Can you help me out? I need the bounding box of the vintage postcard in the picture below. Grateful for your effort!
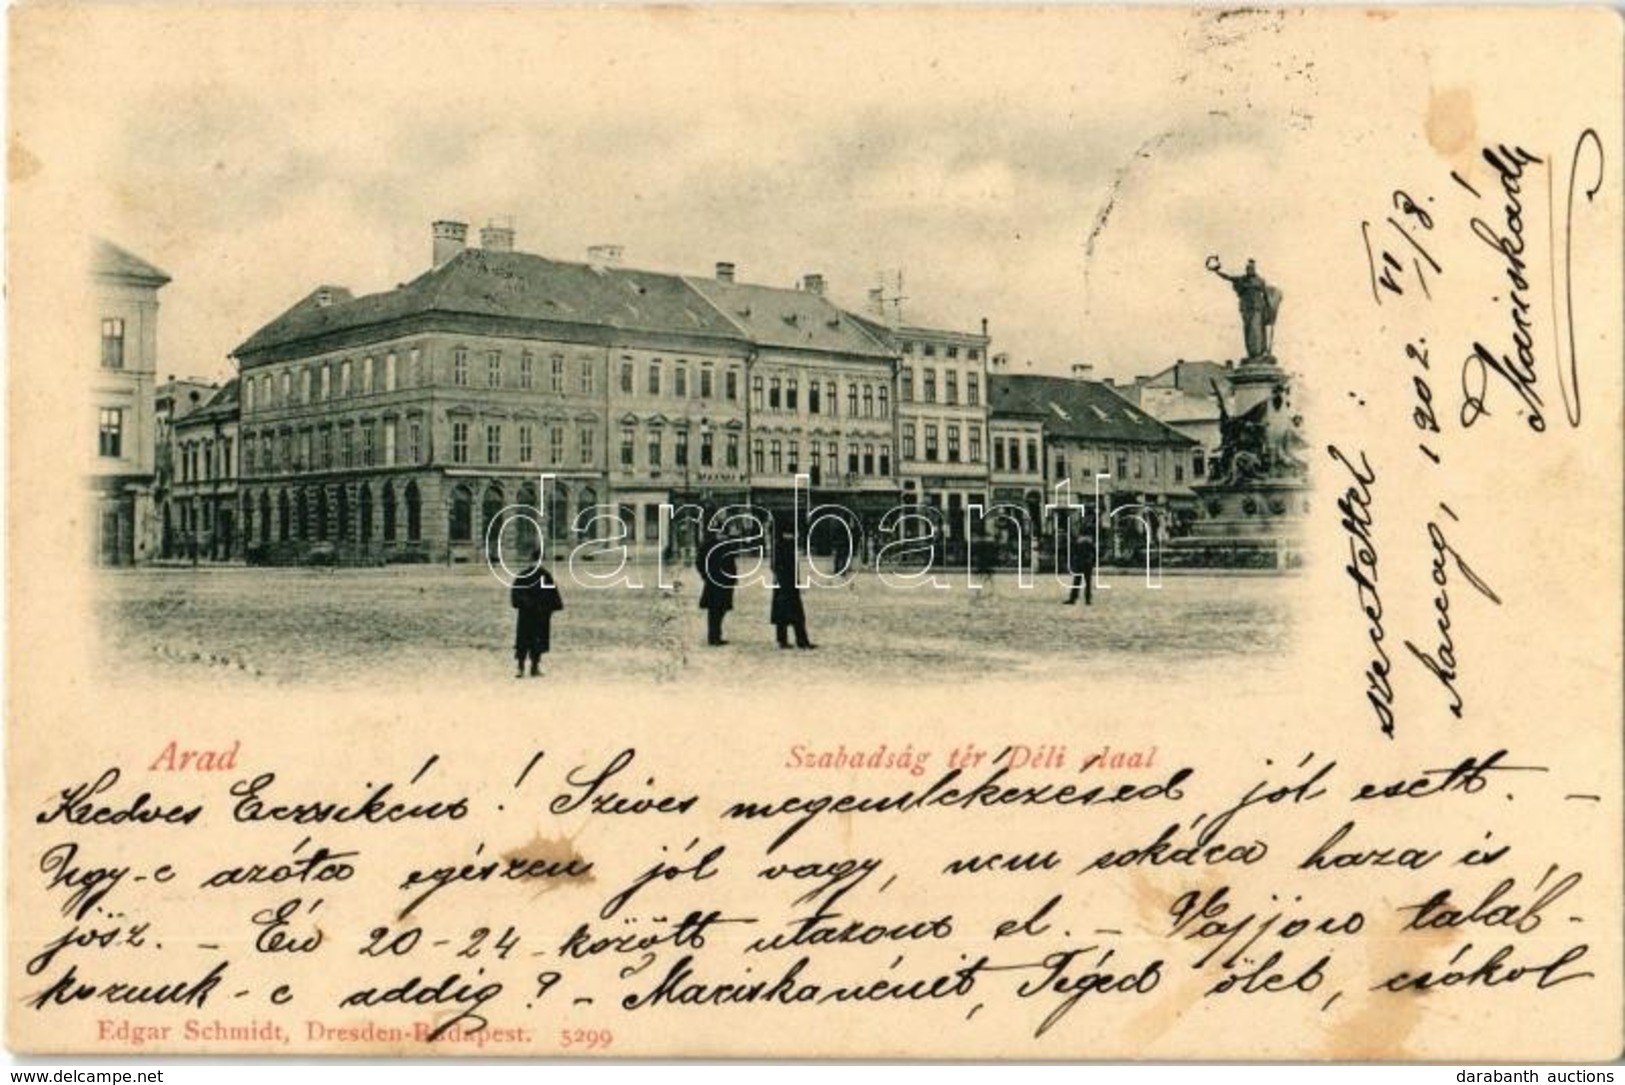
[6,4,1622,1062]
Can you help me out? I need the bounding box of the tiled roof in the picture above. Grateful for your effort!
[177,378,240,426]
[1145,359,1234,394]
[988,373,1197,446]
[683,278,894,359]
[93,239,170,286]
[235,249,748,357]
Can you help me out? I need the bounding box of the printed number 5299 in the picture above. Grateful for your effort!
[560,1028,614,1050]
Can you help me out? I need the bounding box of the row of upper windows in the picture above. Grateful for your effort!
[246,346,604,412]
[751,377,890,419]
[615,427,743,472]
[617,357,742,400]
[900,340,982,361]
[244,419,426,475]
[900,368,980,407]
[901,422,985,465]
[173,436,236,483]
[750,439,892,479]
[1052,447,1206,484]
[451,422,599,469]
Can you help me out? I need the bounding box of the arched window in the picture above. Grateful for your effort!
[259,491,271,543]
[315,487,330,542]
[405,481,422,542]
[449,483,474,543]
[335,486,350,542]
[381,482,397,543]
[294,489,308,540]
[481,483,506,556]
[358,483,373,544]
[278,490,291,542]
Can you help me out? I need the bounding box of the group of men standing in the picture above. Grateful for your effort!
[509,521,1101,675]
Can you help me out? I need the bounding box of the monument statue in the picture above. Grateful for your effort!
[1205,255,1283,359]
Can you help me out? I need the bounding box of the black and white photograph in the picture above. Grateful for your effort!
[7,3,1622,1069]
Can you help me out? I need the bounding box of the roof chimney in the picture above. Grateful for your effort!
[432,220,468,267]
[1071,363,1093,379]
[980,317,989,340]
[480,219,515,252]
[800,273,826,296]
[588,244,624,266]
[991,352,1010,371]
[715,261,735,283]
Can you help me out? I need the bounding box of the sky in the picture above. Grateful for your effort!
[46,6,1332,385]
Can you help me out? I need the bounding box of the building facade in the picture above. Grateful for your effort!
[988,370,1200,558]
[91,240,169,565]
[168,379,241,560]
[1112,358,1235,482]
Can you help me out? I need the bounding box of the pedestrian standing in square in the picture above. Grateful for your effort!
[697,529,736,647]
[511,550,563,676]
[770,528,816,650]
[1065,523,1097,606]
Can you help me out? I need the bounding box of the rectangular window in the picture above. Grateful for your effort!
[826,442,839,479]
[362,356,375,394]
[675,364,688,398]
[809,383,821,414]
[486,424,502,464]
[360,427,374,467]
[453,349,469,387]
[1151,454,1161,480]
[847,383,858,416]
[647,359,662,396]
[452,421,469,464]
[579,359,594,395]
[579,428,594,466]
[1117,452,1129,479]
[1174,460,1184,483]
[648,430,662,468]
[100,318,125,369]
[700,365,715,399]
[383,421,396,465]
[1134,451,1144,479]
[486,351,502,388]
[621,428,636,468]
[769,378,781,410]
[769,440,783,474]
[726,370,739,401]
[945,371,959,406]
[97,408,123,457]
[878,444,891,476]
[925,424,940,462]
[319,364,331,401]
[675,429,689,467]
[519,424,534,463]
[924,344,937,357]
[902,424,916,460]
[521,352,536,391]
[340,427,353,468]
[847,445,859,475]
[967,373,980,406]
[901,368,913,402]
[320,428,333,469]
[787,378,798,412]
[550,426,565,465]
[409,348,422,386]
[947,424,961,463]
[947,346,959,359]
[548,354,564,393]
[752,439,765,473]
[787,439,800,473]
[700,430,715,467]
[1194,450,1206,478]
[969,348,981,361]
[969,425,982,463]
[826,381,838,417]
[863,386,874,418]
[752,376,765,409]
[385,352,398,392]
[408,420,422,464]
[340,359,353,396]
[878,386,890,419]
[994,439,1006,471]
[726,432,740,469]
[862,444,875,475]
[923,369,937,404]
[620,359,634,394]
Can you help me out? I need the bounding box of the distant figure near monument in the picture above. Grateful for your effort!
[1205,255,1283,359]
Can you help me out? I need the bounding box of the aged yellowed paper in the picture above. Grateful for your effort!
[7,4,1623,1061]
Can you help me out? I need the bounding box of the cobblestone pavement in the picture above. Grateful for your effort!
[96,563,1295,690]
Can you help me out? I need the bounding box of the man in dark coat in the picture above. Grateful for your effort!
[770,530,815,650]
[697,530,736,647]
[511,554,564,676]
[1064,524,1098,606]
